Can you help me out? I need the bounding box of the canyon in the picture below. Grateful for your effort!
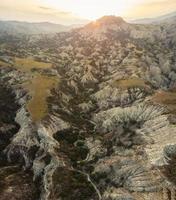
[0,15,176,200]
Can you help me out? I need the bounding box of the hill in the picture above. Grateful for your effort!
[132,11,176,24]
[0,20,78,35]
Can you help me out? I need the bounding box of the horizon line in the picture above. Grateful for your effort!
[0,10,175,26]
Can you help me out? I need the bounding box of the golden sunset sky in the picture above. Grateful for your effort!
[0,0,176,24]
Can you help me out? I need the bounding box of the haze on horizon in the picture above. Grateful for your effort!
[0,0,176,25]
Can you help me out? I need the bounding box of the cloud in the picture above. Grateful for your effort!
[141,0,176,8]
[0,0,175,24]
[38,6,70,14]
[0,2,89,25]
[125,0,176,18]
[35,6,89,24]
[38,6,73,17]
[38,6,53,11]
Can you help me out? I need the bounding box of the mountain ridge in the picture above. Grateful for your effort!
[132,11,176,24]
[0,11,176,35]
[0,20,83,35]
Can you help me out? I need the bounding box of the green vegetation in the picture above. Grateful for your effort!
[50,167,96,200]
[0,166,39,200]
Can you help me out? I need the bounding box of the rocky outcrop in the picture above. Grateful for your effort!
[0,82,39,200]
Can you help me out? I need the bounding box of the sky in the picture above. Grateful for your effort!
[0,0,176,25]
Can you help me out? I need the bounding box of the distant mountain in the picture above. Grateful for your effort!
[94,15,126,25]
[0,21,83,35]
[132,11,176,24]
[78,16,129,36]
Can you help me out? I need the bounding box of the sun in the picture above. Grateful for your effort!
[39,0,136,20]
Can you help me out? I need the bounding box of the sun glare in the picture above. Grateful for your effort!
[39,0,139,20]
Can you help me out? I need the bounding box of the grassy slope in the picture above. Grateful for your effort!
[25,75,59,122]
[152,91,176,114]
[113,78,149,89]
[3,57,59,122]
[14,57,52,72]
